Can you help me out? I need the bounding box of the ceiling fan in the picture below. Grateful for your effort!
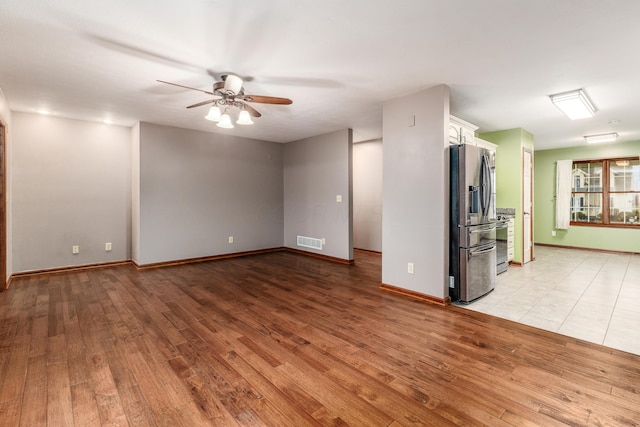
[157,74,292,128]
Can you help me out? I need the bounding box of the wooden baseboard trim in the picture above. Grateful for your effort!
[380,283,451,306]
[6,246,357,283]
[284,248,354,265]
[534,242,640,255]
[10,260,133,280]
[509,261,523,267]
[3,275,12,291]
[354,248,382,255]
[134,248,285,270]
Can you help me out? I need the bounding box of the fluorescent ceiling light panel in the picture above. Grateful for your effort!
[584,132,618,144]
[550,89,596,120]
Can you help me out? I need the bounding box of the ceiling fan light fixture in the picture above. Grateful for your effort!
[216,113,234,129]
[236,110,254,125]
[550,89,597,120]
[584,132,618,144]
[205,105,221,122]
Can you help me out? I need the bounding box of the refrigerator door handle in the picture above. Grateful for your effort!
[469,245,496,256]
[486,156,493,216]
[480,154,490,216]
[468,225,496,233]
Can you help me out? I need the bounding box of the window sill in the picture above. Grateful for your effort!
[570,222,640,229]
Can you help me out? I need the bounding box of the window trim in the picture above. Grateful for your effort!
[570,156,640,228]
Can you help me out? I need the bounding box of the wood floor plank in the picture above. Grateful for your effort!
[0,399,22,427]
[115,384,159,427]
[19,354,47,427]
[71,380,103,427]
[124,350,192,426]
[513,365,640,419]
[28,315,48,358]
[0,335,30,405]
[86,351,129,426]
[47,350,74,427]
[2,250,640,426]
[222,349,322,427]
[213,331,327,420]
[302,343,480,425]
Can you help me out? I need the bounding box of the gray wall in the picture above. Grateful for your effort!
[353,139,382,252]
[12,112,131,272]
[135,122,284,265]
[382,85,450,300]
[284,129,353,261]
[9,114,353,271]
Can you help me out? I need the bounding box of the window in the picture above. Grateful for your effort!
[571,158,640,227]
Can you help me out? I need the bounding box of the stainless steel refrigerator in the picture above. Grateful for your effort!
[449,144,496,303]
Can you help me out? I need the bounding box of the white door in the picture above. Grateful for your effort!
[523,149,532,264]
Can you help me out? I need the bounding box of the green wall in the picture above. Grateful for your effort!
[534,141,640,252]
[480,128,534,264]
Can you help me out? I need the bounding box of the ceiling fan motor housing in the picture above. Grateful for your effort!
[223,74,244,95]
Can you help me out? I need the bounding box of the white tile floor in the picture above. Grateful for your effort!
[461,245,640,356]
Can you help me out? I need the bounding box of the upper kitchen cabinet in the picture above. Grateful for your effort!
[449,116,497,153]
[475,137,498,153]
[449,115,478,145]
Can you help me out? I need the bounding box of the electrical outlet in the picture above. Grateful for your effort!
[228,236,234,244]
[72,245,79,254]
[408,262,414,274]
[105,242,112,251]
[551,230,557,237]
[336,194,342,203]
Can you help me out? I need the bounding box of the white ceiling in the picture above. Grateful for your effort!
[2,0,640,150]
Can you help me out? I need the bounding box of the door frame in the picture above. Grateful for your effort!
[522,147,533,263]
[0,122,6,290]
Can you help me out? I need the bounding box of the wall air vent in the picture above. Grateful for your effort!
[297,235,323,250]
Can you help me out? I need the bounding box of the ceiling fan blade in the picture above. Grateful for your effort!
[186,99,218,109]
[157,80,215,95]
[242,95,293,105]
[240,102,262,118]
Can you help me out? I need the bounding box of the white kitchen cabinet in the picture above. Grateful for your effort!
[449,115,478,145]
[474,137,497,154]
[507,218,515,262]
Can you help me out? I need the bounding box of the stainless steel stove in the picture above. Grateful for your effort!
[495,216,510,274]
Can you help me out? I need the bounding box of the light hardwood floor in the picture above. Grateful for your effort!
[1,250,639,426]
